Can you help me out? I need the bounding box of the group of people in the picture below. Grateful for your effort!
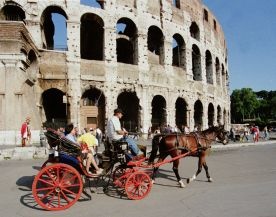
[229,125,270,143]
[53,108,141,176]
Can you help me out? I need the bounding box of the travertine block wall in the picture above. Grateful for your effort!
[0,0,230,144]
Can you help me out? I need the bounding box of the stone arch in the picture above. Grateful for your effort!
[42,88,68,127]
[81,13,104,60]
[175,97,188,129]
[172,33,186,70]
[192,44,202,81]
[151,95,167,130]
[194,100,203,130]
[41,6,68,50]
[215,57,220,85]
[190,22,200,41]
[205,50,213,84]
[217,105,222,125]
[81,87,106,131]
[117,91,140,131]
[116,17,138,64]
[208,103,215,127]
[0,2,25,21]
[148,25,164,65]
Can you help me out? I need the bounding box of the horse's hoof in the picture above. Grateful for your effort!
[208,178,213,182]
[186,179,190,184]
[178,180,186,188]
[151,179,155,185]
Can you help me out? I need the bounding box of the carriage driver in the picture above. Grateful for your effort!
[106,108,140,156]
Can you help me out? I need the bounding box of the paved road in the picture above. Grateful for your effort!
[0,143,276,217]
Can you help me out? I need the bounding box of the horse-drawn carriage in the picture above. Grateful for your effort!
[32,126,228,211]
[32,129,152,211]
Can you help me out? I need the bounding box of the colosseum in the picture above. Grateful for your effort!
[0,0,230,145]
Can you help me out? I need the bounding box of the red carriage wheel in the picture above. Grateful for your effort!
[32,163,83,211]
[125,171,152,200]
[112,165,133,188]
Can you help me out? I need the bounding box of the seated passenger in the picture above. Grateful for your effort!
[77,127,98,155]
[106,108,140,157]
[65,123,103,175]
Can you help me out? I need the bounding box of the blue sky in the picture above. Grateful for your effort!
[203,0,276,91]
[53,0,276,92]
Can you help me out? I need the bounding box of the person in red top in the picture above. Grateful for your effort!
[21,117,31,147]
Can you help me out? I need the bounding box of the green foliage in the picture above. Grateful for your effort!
[231,89,276,124]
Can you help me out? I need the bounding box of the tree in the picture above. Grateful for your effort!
[231,88,259,123]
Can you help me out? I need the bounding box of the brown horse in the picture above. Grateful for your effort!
[148,125,228,188]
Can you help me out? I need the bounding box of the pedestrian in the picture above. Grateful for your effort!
[20,117,31,147]
[147,126,152,139]
[95,126,103,146]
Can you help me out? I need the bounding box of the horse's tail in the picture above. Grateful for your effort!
[148,134,162,163]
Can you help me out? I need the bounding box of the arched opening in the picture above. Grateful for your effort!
[0,3,25,21]
[223,109,227,126]
[81,13,104,60]
[116,17,138,64]
[81,87,106,131]
[190,22,200,41]
[151,95,167,130]
[221,64,225,87]
[172,0,181,9]
[194,100,203,130]
[192,44,202,81]
[41,6,68,50]
[215,57,220,85]
[205,50,213,84]
[208,103,214,127]
[42,88,68,127]
[217,105,222,125]
[172,33,186,70]
[175,97,188,129]
[148,25,164,65]
[80,0,103,9]
[117,91,140,132]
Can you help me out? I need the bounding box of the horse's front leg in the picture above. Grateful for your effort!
[203,161,213,182]
[172,159,185,188]
[187,155,203,184]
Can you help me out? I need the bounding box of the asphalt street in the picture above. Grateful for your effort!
[0,142,276,217]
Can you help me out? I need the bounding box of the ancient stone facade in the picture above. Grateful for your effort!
[0,0,230,145]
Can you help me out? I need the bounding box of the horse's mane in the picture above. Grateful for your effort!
[201,125,223,134]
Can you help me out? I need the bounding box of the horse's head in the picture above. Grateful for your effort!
[215,125,228,145]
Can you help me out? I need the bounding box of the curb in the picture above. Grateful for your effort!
[0,146,48,161]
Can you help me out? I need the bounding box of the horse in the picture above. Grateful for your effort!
[148,125,228,188]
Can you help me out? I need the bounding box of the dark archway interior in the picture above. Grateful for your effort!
[151,95,167,129]
[172,33,185,68]
[175,97,187,128]
[190,22,200,40]
[117,91,140,132]
[116,38,133,64]
[1,4,25,21]
[81,13,104,60]
[194,100,203,129]
[208,103,214,127]
[192,44,202,81]
[217,106,222,125]
[148,26,163,55]
[42,88,67,127]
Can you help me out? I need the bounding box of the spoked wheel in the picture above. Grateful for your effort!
[112,165,133,188]
[125,171,152,200]
[32,163,83,211]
